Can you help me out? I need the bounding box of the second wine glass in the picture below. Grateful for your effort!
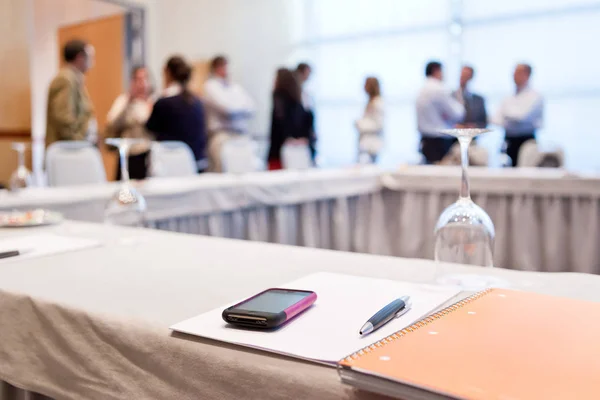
[104,138,147,226]
[9,142,33,191]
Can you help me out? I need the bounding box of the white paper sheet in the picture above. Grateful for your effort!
[171,272,461,364]
[0,235,100,264]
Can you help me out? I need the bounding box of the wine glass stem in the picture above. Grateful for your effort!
[17,149,25,169]
[119,145,130,182]
[458,136,472,200]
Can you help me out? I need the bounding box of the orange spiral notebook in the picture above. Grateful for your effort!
[338,289,600,400]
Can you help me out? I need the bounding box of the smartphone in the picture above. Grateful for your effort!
[222,288,317,329]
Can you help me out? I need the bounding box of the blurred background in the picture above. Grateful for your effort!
[2,0,599,181]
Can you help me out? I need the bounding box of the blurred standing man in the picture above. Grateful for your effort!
[46,39,96,147]
[203,55,255,172]
[493,63,543,166]
[453,65,487,129]
[295,63,316,161]
[416,61,465,164]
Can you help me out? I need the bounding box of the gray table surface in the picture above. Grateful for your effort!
[0,222,599,400]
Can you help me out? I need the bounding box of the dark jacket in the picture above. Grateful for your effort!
[267,91,312,162]
[146,94,207,161]
[452,90,488,128]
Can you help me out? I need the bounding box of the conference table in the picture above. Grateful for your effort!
[1,165,599,273]
[1,221,600,400]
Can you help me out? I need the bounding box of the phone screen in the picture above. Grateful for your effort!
[236,289,311,313]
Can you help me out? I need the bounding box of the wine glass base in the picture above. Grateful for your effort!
[436,274,511,291]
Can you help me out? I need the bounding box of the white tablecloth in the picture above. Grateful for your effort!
[1,222,600,400]
[1,166,599,273]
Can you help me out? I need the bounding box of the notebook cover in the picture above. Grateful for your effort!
[339,289,600,400]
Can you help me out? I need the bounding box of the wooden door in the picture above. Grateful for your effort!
[58,14,125,180]
[190,60,211,97]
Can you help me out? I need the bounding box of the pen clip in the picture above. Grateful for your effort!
[395,306,411,318]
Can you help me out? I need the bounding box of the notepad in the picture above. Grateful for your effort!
[0,234,100,264]
[339,289,600,400]
[170,272,461,365]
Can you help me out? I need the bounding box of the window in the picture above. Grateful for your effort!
[290,1,450,167]
[292,0,600,170]
[463,4,600,170]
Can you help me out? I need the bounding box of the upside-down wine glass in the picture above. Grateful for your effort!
[9,142,33,191]
[104,138,147,226]
[434,128,508,290]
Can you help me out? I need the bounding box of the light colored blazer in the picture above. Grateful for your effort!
[45,67,94,147]
[356,96,385,155]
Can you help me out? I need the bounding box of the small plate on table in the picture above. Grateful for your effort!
[0,209,64,228]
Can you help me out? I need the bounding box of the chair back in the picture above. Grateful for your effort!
[150,141,198,177]
[468,145,489,166]
[517,139,540,167]
[221,138,261,173]
[517,139,565,168]
[281,143,313,170]
[439,143,489,166]
[45,141,106,187]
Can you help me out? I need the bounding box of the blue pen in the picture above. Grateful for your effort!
[359,296,412,336]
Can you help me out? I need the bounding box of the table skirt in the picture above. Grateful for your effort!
[2,167,599,273]
[145,190,600,274]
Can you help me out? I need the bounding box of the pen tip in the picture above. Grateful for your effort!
[359,322,374,336]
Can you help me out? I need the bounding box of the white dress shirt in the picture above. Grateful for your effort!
[356,96,384,155]
[203,76,256,134]
[493,86,543,136]
[416,77,465,137]
[161,83,182,98]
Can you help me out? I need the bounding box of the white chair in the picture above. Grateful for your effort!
[440,143,489,166]
[150,141,198,177]
[517,139,565,168]
[468,145,489,167]
[516,139,540,167]
[281,142,313,170]
[221,138,262,173]
[45,141,106,187]
[537,150,565,168]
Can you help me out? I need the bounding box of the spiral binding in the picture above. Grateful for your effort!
[342,289,494,364]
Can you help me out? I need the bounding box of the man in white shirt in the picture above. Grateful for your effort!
[493,63,543,166]
[416,61,465,164]
[203,55,256,172]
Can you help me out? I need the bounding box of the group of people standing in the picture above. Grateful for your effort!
[45,39,321,179]
[45,39,543,179]
[416,60,543,166]
[46,39,258,179]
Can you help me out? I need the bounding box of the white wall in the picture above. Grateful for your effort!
[154,0,295,136]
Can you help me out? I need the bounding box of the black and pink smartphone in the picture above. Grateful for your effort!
[222,288,317,329]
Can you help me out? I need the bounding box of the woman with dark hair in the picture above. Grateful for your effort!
[267,68,312,170]
[146,56,207,172]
